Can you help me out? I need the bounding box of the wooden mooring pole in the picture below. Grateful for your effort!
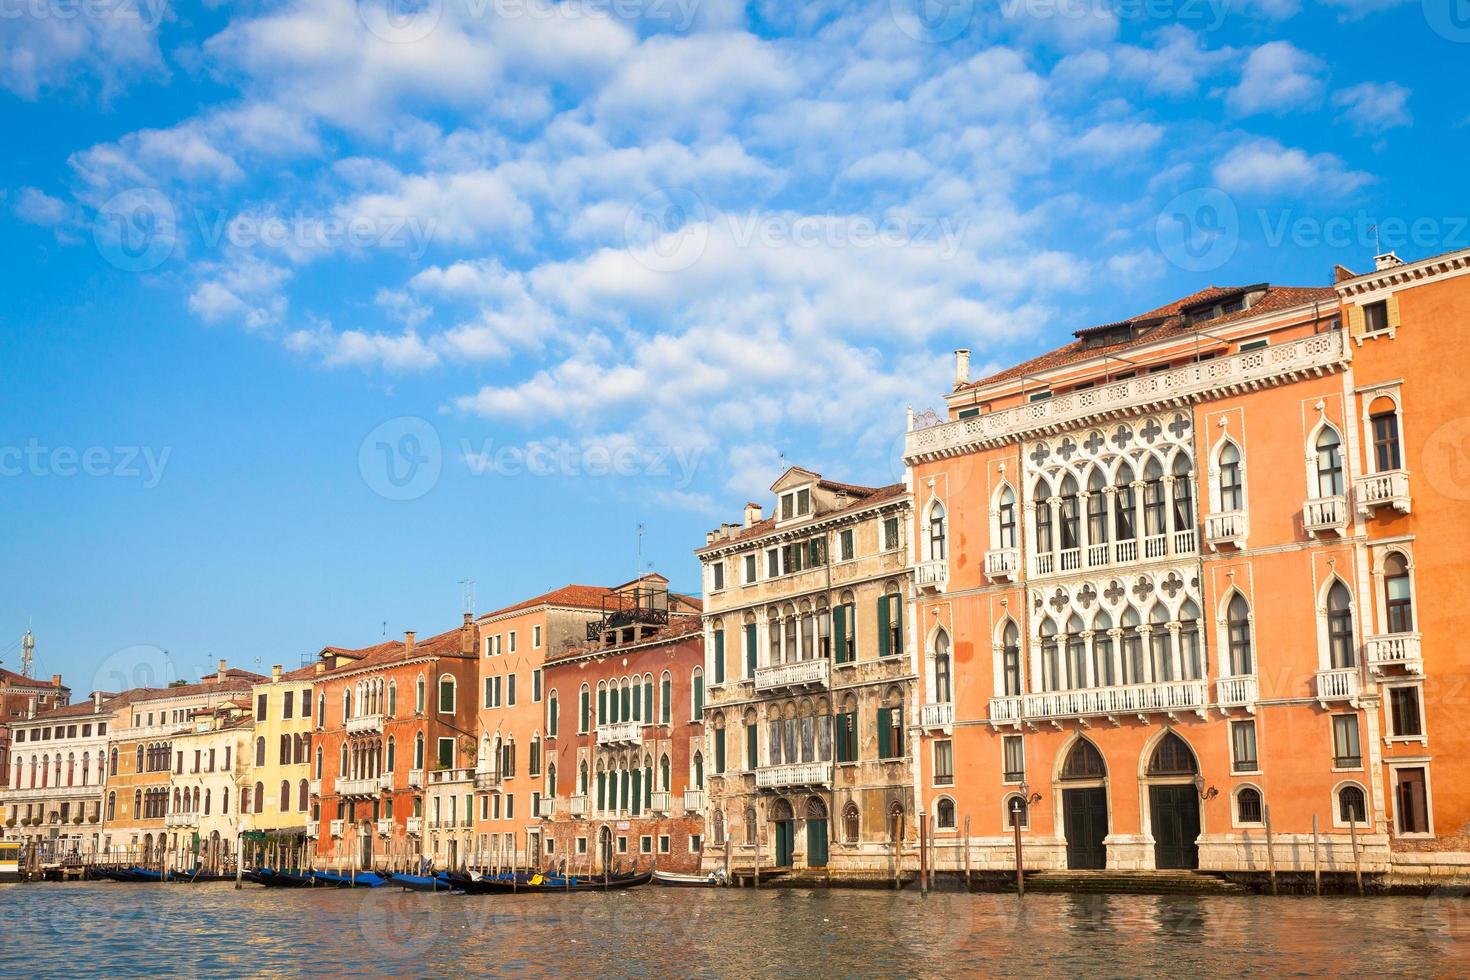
[1349,814,1363,895]
[1264,805,1277,896]
[963,815,972,891]
[1312,814,1321,896]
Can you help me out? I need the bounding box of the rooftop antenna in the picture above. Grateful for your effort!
[381,620,388,639]
[636,524,645,584]
[21,626,35,679]
[1368,223,1382,256]
[459,579,476,615]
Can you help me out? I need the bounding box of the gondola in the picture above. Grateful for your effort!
[460,870,652,894]
[308,869,386,888]
[652,868,729,888]
[389,871,455,892]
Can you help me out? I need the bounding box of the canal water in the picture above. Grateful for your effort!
[2,882,1467,977]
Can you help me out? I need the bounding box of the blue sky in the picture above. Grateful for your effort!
[2,0,1466,690]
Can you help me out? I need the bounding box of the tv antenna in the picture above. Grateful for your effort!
[459,579,476,615]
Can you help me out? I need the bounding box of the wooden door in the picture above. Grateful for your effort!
[1063,787,1109,870]
[1149,784,1200,869]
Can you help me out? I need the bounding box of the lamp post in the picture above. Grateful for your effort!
[1193,774,1218,802]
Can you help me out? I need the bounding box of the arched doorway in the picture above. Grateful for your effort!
[770,799,794,868]
[1059,738,1109,869]
[1147,731,1201,869]
[598,826,613,876]
[358,822,374,870]
[804,797,829,869]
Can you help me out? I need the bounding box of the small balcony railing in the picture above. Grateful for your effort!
[406,816,423,836]
[754,658,830,692]
[1017,680,1208,723]
[376,818,392,836]
[164,812,198,828]
[683,789,707,812]
[305,820,319,839]
[597,721,643,747]
[569,795,588,817]
[536,798,555,819]
[1315,668,1360,703]
[1355,470,1411,516]
[1304,495,1348,536]
[755,762,833,789]
[987,695,1022,726]
[345,714,383,735]
[650,790,672,814]
[474,770,501,792]
[329,819,344,838]
[308,778,321,797]
[1215,674,1258,709]
[1204,510,1248,550]
[915,559,948,593]
[1365,632,1422,674]
[919,702,954,729]
[985,547,1019,581]
[408,769,424,789]
[338,777,382,798]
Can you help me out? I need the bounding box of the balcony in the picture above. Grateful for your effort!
[755,762,833,790]
[329,819,344,838]
[987,695,1022,727]
[1315,668,1360,704]
[683,789,707,812]
[474,769,501,792]
[1204,510,1248,550]
[164,812,198,829]
[376,818,392,836]
[916,559,949,593]
[536,798,555,819]
[345,714,383,735]
[305,820,319,839]
[338,777,382,798]
[569,795,588,817]
[406,816,423,837]
[1365,632,1423,675]
[1215,675,1258,711]
[378,772,395,792]
[1006,680,1208,724]
[1304,495,1349,536]
[754,658,830,693]
[597,721,643,748]
[650,790,671,814]
[1355,470,1411,517]
[408,769,425,789]
[985,547,1019,582]
[308,779,321,797]
[919,702,954,729]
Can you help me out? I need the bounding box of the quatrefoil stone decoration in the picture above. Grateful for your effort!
[1077,584,1098,608]
[1111,424,1132,450]
[1103,580,1125,604]
[1161,572,1184,598]
[1083,431,1105,455]
[1029,442,1051,466]
[1131,576,1155,601]
[1140,418,1163,443]
[1049,588,1068,612]
[1168,413,1191,439]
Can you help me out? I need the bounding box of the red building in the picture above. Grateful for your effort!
[0,667,70,787]
[541,580,708,875]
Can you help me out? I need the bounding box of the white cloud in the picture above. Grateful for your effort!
[13,188,75,227]
[285,323,440,370]
[1333,82,1412,135]
[0,2,166,100]
[1212,139,1372,197]
[1226,41,1326,116]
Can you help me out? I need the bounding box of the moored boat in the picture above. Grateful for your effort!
[460,870,653,894]
[652,868,729,888]
[309,869,386,888]
[389,872,453,892]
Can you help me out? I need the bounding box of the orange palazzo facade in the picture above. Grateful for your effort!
[904,258,1469,877]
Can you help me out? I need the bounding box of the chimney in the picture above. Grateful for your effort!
[1334,263,1356,284]
[743,502,762,528]
[315,661,325,676]
[461,614,475,655]
[51,674,62,688]
[1374,251,1404,271]
[93,691,102,713]
[216,659,228,683]
[954,348,971,387]
[271,664,282,682]
[705,530,715,546]
[404,631,416,652]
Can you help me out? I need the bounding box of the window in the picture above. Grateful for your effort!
[507,674,517,706]
[839,529,854,561]
[712,562,725,591]
[1001,735,1024,782]
[1395,767,1429,834]
[1384,553,1414,634]
[533,625,542,648]
[834,709,857,763]
[548,692,559,737]
[1060,739,1105,780]
[484,676,502,709]
[256,694,267,721]
[932,632,952,704]
[1005,794,1030,829]
[882,517,899,551]
[1338,784,1367,824]
[282,691,294,720]
[877,703,904,760]
[927,501,947,560]
[1230,720,1258,773]
[1236,787,1263,824]
[1147,732,1197,776]
[660,674,671,724]
[1171,455,1194,533]
[438,676,456,713]
[1217,442,1243,511]
[766,549,779,578]
[1332,715,1361,768]
[1226,594,1253,676]
[1315,427,1344,497]
[933,740,954,786]
[1362,300,1389,334]
[437,737,454,769]
[712,627,725,686]
[1371,408,1402,472]
[936,798,956,831]
[743,554,757,583]
[877,591,903,659]
[1001,622,1021,696]
[532,668,542,703]
[691,669,704,719]
[1326,581,1356,668]
[508,631,517,653]
[1035,492,1053,555]
[997,486,1017,549]
[1388,686,1423,738]
[415,676,425,713]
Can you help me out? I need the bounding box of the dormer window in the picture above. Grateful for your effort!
[780,488,813,520]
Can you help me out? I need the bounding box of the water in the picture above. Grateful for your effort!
[2,882,1467,977]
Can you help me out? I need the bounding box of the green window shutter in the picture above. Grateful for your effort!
[549,697,559,736]
[580,691,590,732]
[745,624,757,676]
[714,631,726,684]
[621,687,630,719]
[598,689,607,726]
[645,767,653,808]
[833,605,847,664]
[714,728,726,774]
[877,596,891,658]
[893,597,904,657]
[632,769,642,816]
[746,724,757,769]
[808,539,820,566]
[643,682,652,721]
[694,675,704,717]
[877,708,891,759]
[597,772,605,810]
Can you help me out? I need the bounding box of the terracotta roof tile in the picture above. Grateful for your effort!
[0,667,68,690]
[477,584,617,621]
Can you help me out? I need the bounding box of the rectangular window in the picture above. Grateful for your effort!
[577,836,588,855]
[1002,735,1024,782]
[437,737,454,769]
[507,674,517,707]
[797,488,810,515]
[690,835,702,853]
[1389,687,1423,737]
[658,835,671,854]
[256,694,267,721]
[743,554,756,584]
[835,712,857,763]
[533,625,542,648]
[506,795,515,820]
[640,835,653,854]
[1230,720,1258,773]
[934,740,954,786]
[877,707,903,760]
[712,562,725,591]
[509,631,517,654]
[781,493,794,520]
[839,528,854,561]
[713,630,725,685]
[1362,300,1389,334]
[1371,411,1402,472]
[617,835,628,854]
[882,517,899,551]
[766,549,779,578]
[532,669,542,703]
[713,728,726,774]
[1395,767,1429,834]
[1332,715,1362,768]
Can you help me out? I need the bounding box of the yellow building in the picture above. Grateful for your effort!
[243,664,317,857]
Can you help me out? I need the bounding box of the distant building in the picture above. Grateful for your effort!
[243,664,318,862]
[167,700,254,872]
[0,668,71,790]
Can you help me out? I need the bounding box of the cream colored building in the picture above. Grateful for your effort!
[695,467,916,878]
[167,701,254,871]
[244,664,317,849]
